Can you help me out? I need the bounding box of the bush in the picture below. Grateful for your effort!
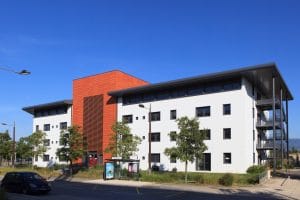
[246,174,259,184]
[219,173,234,186]
[246,165,266,174]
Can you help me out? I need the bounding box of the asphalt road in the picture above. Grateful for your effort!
[6,180,286,200]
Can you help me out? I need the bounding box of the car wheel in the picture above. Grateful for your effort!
[22,187,29,195]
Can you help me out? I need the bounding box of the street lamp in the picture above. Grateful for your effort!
[138,103,152,174]
[0,66,31,75]
[1,122,16,168]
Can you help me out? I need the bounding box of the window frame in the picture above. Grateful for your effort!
[223,104,231,115]
[122,115,133,124]
[150,112,161,121]
[151,132,160,142]
[196,106,211,117]
[60,122,68,130]
[43,124,50,131]
[223,128,231,139]
[170,110,177,120]
[223,153,232,164]
[150,153,160,163]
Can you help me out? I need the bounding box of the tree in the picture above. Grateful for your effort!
[105,122,141,159]
[0,131,12,166]
[164,116,207,183]
[16,137,32,164]
[28,130,47,162]
[56,125,84,175]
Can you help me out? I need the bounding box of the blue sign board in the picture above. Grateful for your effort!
[104,162,115,180]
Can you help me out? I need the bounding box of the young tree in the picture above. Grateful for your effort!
[164,116,207,183]
[56,125,84,175]
[28,130,47,162]
[105,122,141,159]
[16,137,32,164]
[0,131,12,166]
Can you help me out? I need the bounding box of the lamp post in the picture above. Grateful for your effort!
[1,122,16,168]
[138,103,152,174]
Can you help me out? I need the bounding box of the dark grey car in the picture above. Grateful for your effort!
[0,172,51,194]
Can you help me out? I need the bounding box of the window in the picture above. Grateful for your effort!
[223,153,231,164]
[170,131,177,141]
[151,132,160,142]
[43,124,50,131]
[196,153,211,171]
[35,155,38,162]
[43,154,50,162]
[35,125,39,132]
[170,155,177,163]
[223,128,231,139]
[223,104,231,115]
[201,129,211,140]
[150,112,160,121]
[196,106,210,117]
[44,139,50,146]
[60,122,68,130]
[122,115,133,123]
[170,110,177,120]
[151,153,160,163]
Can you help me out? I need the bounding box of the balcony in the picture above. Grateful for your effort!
[256,141,280,150]
[256,120,281,130]
[256,99,281,109]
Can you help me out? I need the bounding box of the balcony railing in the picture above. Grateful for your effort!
[256,141,280,150]
[256,120,281,129]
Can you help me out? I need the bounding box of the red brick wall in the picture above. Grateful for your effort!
[72,70,148,162]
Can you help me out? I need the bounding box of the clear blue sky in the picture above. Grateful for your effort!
[0,0,299,139]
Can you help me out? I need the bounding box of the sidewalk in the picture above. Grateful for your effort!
[64,176,300,200]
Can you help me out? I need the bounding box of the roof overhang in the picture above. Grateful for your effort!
[108,63,293,101]
[23,99,73,115]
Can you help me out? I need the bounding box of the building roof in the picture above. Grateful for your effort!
[108,63,293,101]
[23,99,73,115]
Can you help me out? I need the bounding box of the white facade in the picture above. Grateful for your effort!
[117,78,260,173]
[31,104,72,167]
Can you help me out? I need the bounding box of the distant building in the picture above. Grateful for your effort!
[23,63,293,173]
[23,100,72,167]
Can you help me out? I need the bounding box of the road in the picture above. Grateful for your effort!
[6,180,286,200]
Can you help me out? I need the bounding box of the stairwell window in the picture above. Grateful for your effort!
[151,132,160,142]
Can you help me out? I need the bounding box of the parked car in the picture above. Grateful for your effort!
[0,172,51,194]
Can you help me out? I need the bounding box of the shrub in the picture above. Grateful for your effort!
[246,165,266,174]
[219,173,234,186]
[246,174,259,184]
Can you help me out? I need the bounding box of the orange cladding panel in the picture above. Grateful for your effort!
[72,70,148,162]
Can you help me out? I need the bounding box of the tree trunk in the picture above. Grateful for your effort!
[185,160,188,183]
[70,160,73,177]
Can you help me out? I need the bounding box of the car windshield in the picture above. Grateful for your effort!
[22,173,43,181]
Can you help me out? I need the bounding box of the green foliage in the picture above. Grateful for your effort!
[56,126,84,174]
[16,137,32,163]
[164,116,207,183]
[105,122,142,159]
[219,173,234,186]
[246,165,266,174]
[246,174,259,184]
[28,130,47,159]
[0,131,12,165]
